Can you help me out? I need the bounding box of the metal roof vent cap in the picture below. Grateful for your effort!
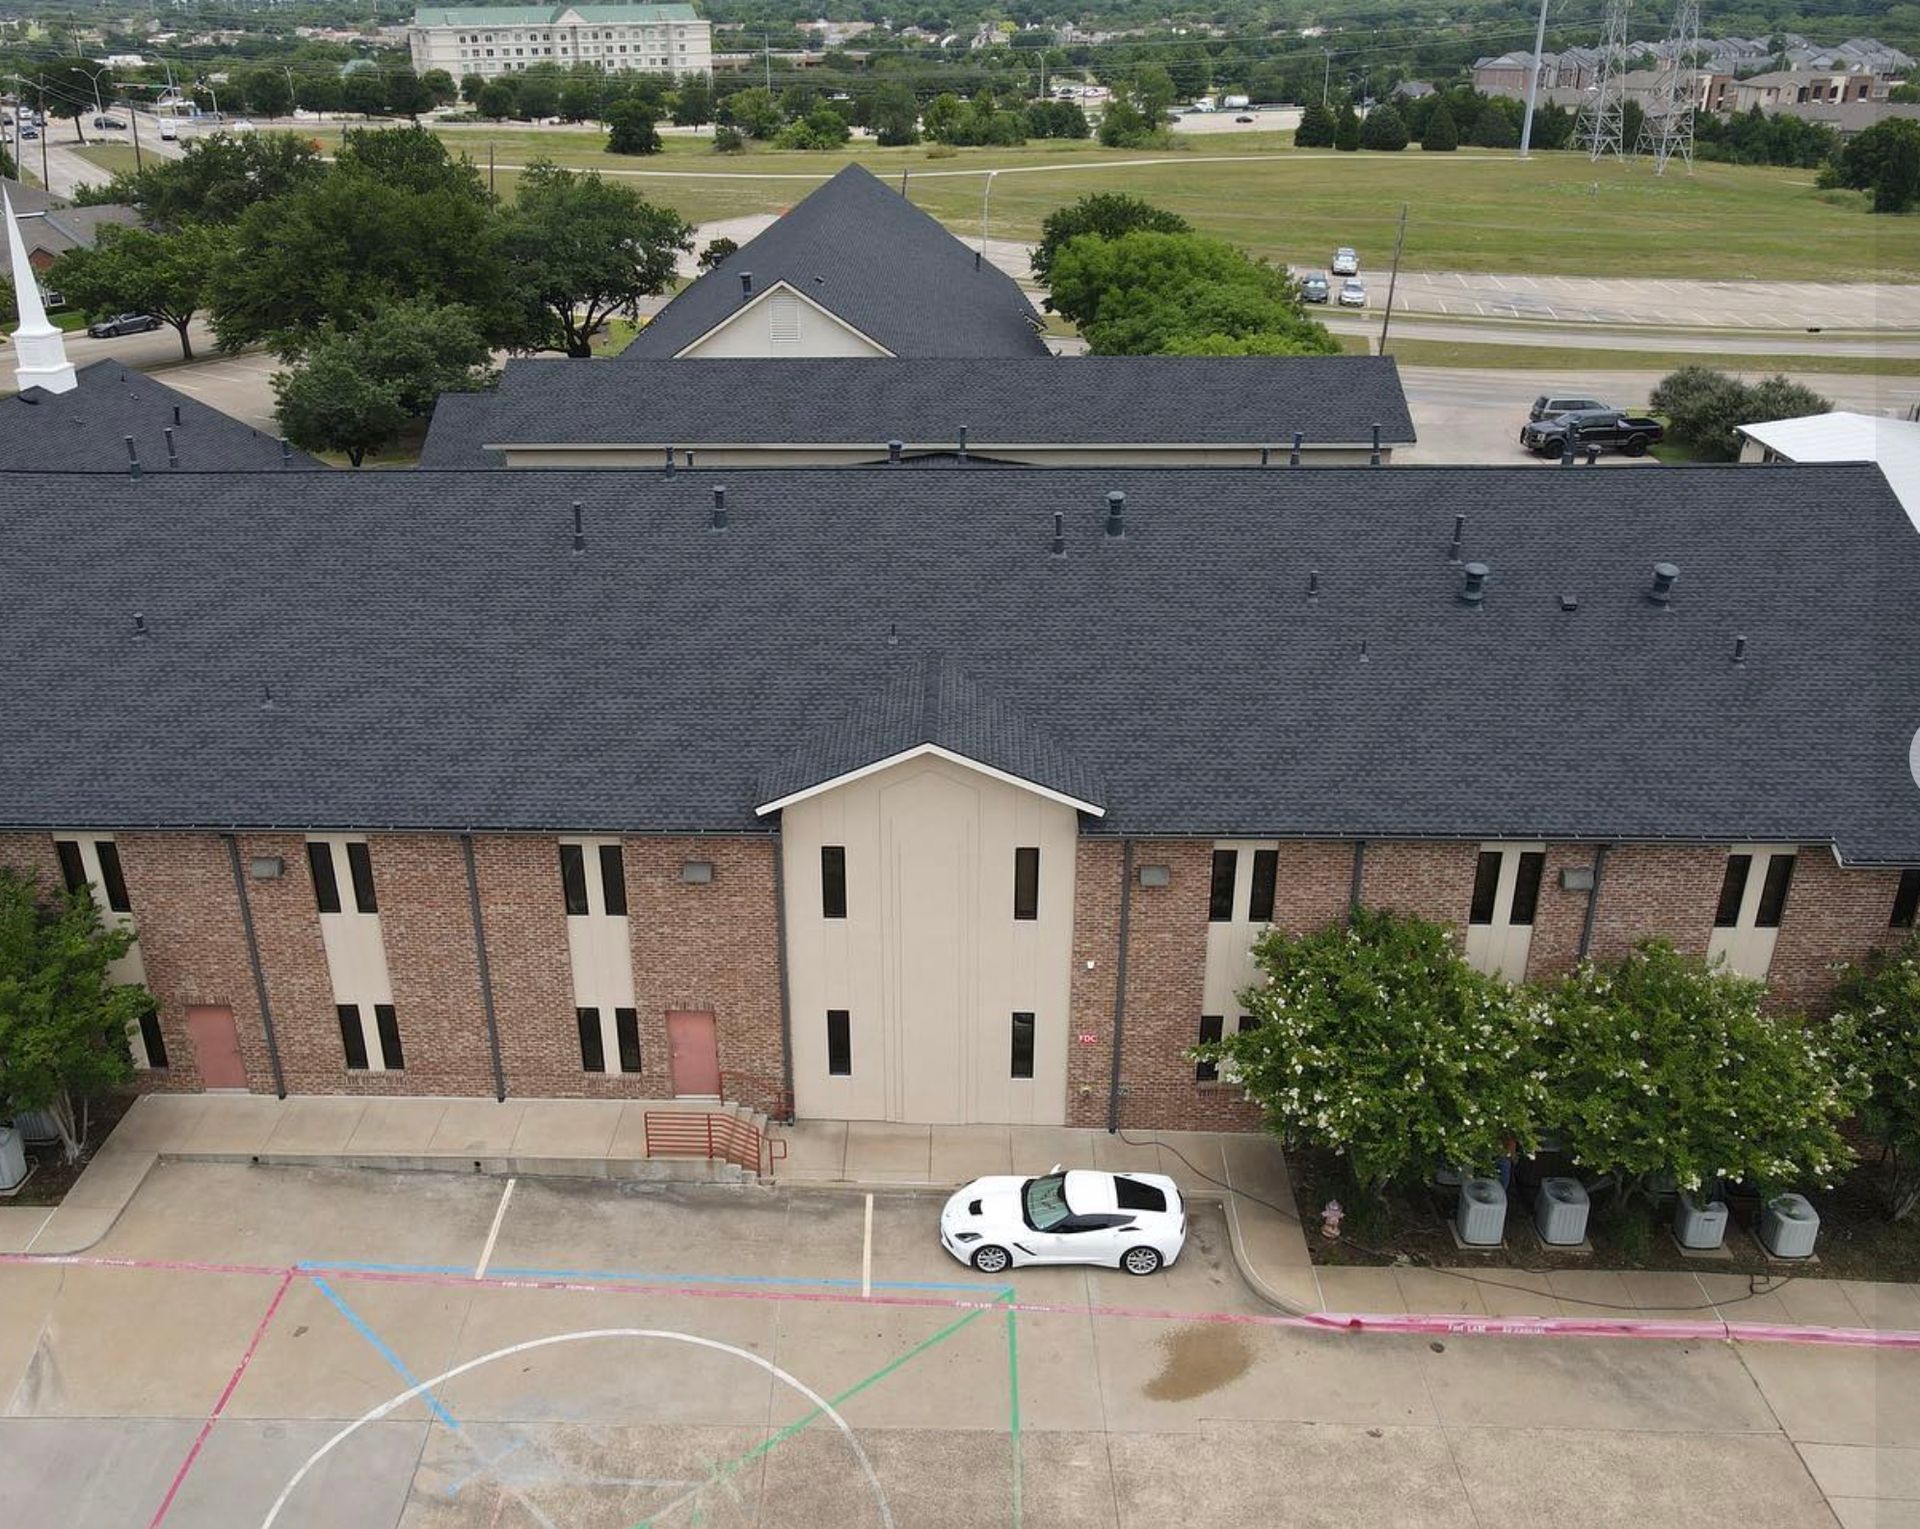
[1458,561,1489,607]
[739,271,753,299]
[710,485,728,531]
[1105,490,1125,538]
[1648,561,1679,606]
[1049,511,1065,558]
[887,439,902,464]
[571,500,585,554]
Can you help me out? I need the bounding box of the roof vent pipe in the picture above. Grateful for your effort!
[957,426,968,462]
[1105,490,1125,538]
[132,612,148,638]
[1308,568,1320,599]
[279,437,291,466]
[1648,562,1679,606]
[1732,634,1747,663]
[739,271,753,299]
[172,403,181,426]
[664,446,676,477]
[685,449,694,469]
[1370,423,1382,466]
[1459,561,1489,607]
[1050,511,1065,558]
[888,439,902,464]
[1447,513,1465,564]
[164,427,178,468]
[711,485,728,530]
[125,436,141,479]
[1260,445,1270,467]
[1290,431,1302,467]
[571,500,585,554]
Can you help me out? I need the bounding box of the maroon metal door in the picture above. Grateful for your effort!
[185,1005,247,1090]
[666,1010,720,1097]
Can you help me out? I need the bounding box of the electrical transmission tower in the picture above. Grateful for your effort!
[1635,0,1701,174]
[1576,0,1632,160]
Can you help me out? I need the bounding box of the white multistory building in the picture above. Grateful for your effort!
[409,3,711,80]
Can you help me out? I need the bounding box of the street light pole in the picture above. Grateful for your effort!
[1518,0,1551,158]
[976,169,998,271]
[1321,49,1332,107]
[1378,202,1408,355]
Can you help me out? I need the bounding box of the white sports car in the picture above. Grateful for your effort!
[939,1168,1186,1276]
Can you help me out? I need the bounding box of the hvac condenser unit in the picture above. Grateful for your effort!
[1673,1189,1729,1250]
[1760,1194,1820,1260]
[0,1127,26,1192]
[1533,1177,1590,1246]
[1456,1178,1507,1246]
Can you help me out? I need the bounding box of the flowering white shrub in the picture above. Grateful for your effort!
[1832,933,1920,1220]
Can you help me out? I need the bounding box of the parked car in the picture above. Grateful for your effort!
[1528,393,1609,422]
[1235,114,1255,123]
[86,312,163,338]
[1300,273,1330,304]
[91,115,127,130]
[19,126,37,139]
[1331,246,1360,275]
[1338,278,1367,307]
[939,1168,1186,1275]
[1520,408,1665,458]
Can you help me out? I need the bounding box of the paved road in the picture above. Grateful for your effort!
[1334,308,1918,356]
[2,1160,1913,1527]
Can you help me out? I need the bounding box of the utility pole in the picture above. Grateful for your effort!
[128,95,143,169]
[1378,202,1408,355]
[976,169,997,271]
[1518,0,1550,157]
[764,35,771,92]
[1321,49,1332,107]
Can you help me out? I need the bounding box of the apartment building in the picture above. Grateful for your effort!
[408,3,711,80]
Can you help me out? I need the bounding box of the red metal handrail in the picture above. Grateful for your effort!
[718,1069,794,1124]
[644,1109,774,1175]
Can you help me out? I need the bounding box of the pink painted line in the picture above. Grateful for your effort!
[146,1268,295,1528]
[8,1249,1920,1354]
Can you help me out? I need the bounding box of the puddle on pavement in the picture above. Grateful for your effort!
[1142,1322,1253,1402]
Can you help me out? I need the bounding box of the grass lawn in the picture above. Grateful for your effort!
[308,122,1917,282]
[69,143,143,180]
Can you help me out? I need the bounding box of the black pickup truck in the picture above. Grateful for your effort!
[1519,408,1665,458]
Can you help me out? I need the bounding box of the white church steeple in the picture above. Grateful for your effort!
[4,185,78,396]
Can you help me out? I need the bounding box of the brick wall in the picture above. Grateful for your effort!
[1767,852,1905,1011]
[475,834,598,1097]
[1585,844,1723,962]
[0,831,63,888]
[373,834,496,1098]
[1272,840,1353,936]
[1359,839,1479,927]
[1066,839,1124,1129]
[232,833,337,1095]
[1526,843,1601,982]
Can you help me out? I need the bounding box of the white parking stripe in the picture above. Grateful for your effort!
[473,1177,515,1281]
[862,1192,873,1299]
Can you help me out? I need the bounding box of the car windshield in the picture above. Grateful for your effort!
[1022,1174,1071,1231]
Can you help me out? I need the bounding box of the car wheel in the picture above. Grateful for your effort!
[971,1244,1011,1275]
[1624,435,1648,457]
[1121,1246,1162,1277]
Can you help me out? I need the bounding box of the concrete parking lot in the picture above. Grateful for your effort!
[2,1160,1913,1527]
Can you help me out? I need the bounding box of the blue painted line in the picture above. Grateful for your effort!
[309,1276,462,1432]
[298,1255,994,1294]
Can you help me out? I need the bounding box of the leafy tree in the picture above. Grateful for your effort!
[386,70,436,122]
[30,59,102,144]
[1651,366,1831,461]
[1097,96,1159,148]
[497,162,691,355]
[776,105,852,148]
[1828,118,1920,212]
[871,80,920,145]
[104,132,325,229]
[1468,104,1514,148]
[1294,100,1335,148]
[242,68,293,120]
[342,68,390,119]
[922,92,964,142]
[1833,933,1920,1219]
[336,125,485,197]
[559,77,598,123]
[713,124,746,153]
[515,74,560,121]
[1360,104,1409,151]
[1032,191,1191,282]
[1540,943,1860,1201]
[1026,99,1088,139]
[1421,100,1458,151]
[673,74,714,128]
[461,73,487,106]
[698,235,739,271]
[1333,100,1361,151]
[1047,229,1340,356]
[422,69,459,108]
[296,74,344,115]
[47,222,227,360]
[1131,63,1176,122]
[477,80,516,121]
[723,85,783,139]
[606,98,663,154]
[1200,908,1548,1198]
[273,299,495,465]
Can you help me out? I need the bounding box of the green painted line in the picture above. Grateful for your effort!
[634,1302,992,1528]
[1004,1288,1023,1529]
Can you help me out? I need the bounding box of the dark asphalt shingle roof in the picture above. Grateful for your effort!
[417,356,1415,465]
[1,463,1916,862]
[624,164,1049,359]
[3,180,142,258]
[419,391,504,468]
[0,361,320,472]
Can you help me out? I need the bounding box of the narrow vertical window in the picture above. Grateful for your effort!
[337,1004,369,1070]
[1013,847,1040,921]
[560,843,589,916]
[1238,1015,1262,1035]
[1893,868,1920,930]
[615,1007,641,1072]
[577,1006,605,1071]
[1468,850,1502,925]
[374,1004,403,1069]
[821,846,847,919]
[54,839,86,896]
[599,844,628,916]
[1010,1012,1036,1079]
[346,841,377,915]
[1714,854,1752,928]
[1755,854,1796,928]
[1247,849,1278,923]
[139,1007,169,1069]
[309,840,342,914]
[826,1009,852,1076]
[1508,851,1546,927]
[94,841,132,913]
[1208,850,1237,922]
[1195,1015,1224,1081]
